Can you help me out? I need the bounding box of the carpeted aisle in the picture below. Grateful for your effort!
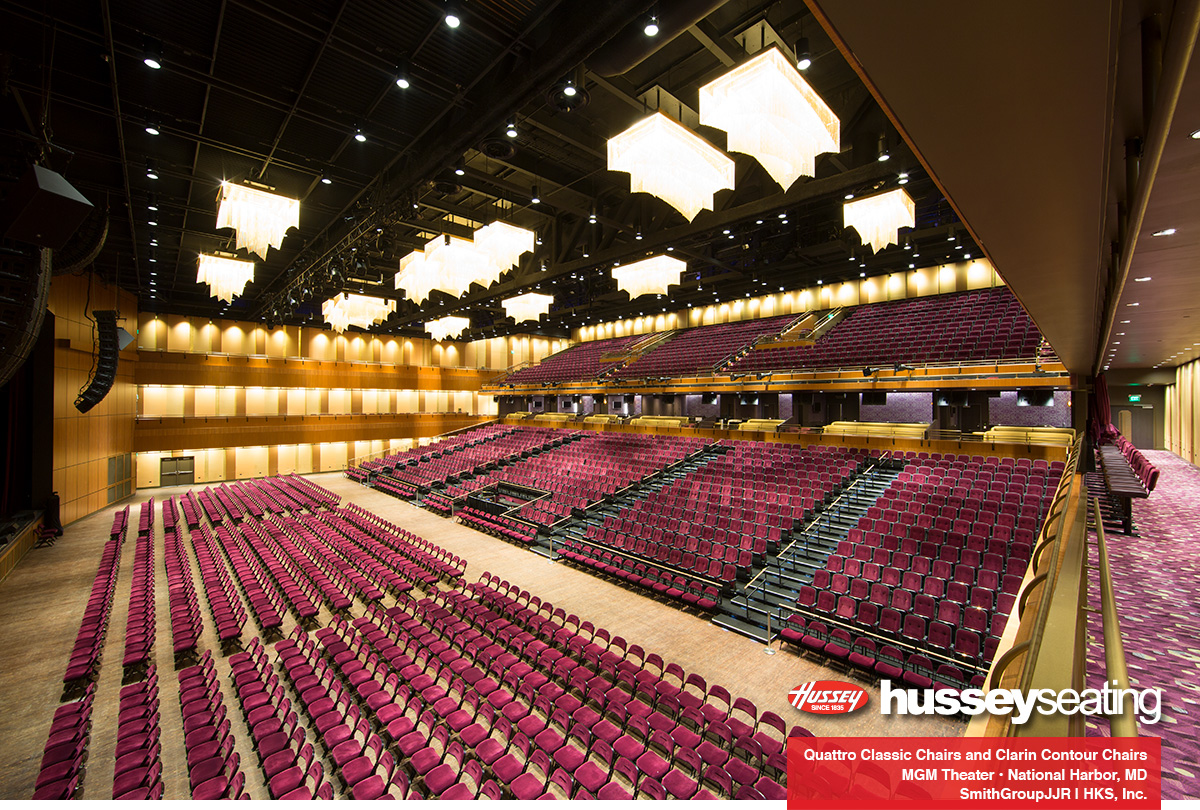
[1084,450,1200,800]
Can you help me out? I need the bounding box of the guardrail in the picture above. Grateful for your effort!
[345,417,498,470]
[968,438,1086,737]
[1093,496,1138,737]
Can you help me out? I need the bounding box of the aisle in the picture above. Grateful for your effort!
[1085,450,1200,800]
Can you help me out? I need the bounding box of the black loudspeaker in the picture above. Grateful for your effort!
[0,241,52,390]
[2,165,94,250]
[75,310,120,413]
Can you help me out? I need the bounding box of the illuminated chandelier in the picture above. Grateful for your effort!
[425,316,471,342]
[502,292,554,323]
[395,233,502,304]
[607,112,735,221]
[611,254,686,298]
[699,47,839,190]
[215,182,300,260]
[196,253,254,303]
[473,221,535,279]
[321,293,396,333]
[395,249,438,304]
[843,188,915,253]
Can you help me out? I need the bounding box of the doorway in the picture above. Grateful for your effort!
[160,456,195,487]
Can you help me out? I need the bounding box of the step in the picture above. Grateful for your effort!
[711,614,774,644]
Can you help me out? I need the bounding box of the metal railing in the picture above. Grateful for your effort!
[968,438,1086,736]
[1092,496,1138,737]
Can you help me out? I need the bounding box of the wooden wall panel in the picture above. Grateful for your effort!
[135,352,497,391]
[133,412,488,452]
[48,273,138,525]
[1166,359,1199,465]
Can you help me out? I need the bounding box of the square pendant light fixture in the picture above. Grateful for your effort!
[502,292,554,322]
[843,188,915,253]
[215,182,300,260]
[395,223,535,304]
[425,315,471,342]
[611,254,686,299]
[699,47,839,191]
[607,112,735,221]
[321,292,396,333]
[473,221,535,276]
[197,253,255,303]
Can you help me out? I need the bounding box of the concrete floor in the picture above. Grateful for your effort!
[0,472,960,800]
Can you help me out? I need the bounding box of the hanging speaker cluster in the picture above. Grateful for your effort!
[74,310,121,413]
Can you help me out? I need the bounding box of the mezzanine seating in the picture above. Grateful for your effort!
[727,288,1044,374]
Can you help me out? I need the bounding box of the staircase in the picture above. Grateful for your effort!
[528,445,727,558]
[712,459,904,642]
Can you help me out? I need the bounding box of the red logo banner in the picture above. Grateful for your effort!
[787,737,1161,809]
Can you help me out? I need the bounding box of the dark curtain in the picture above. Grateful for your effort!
[1088,373,1116,443]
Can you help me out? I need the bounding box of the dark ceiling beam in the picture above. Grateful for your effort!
[255,0,351,179]
[522,112,608,161]
[687,20,741,66]
[6,80,345,183]
[255,0,610,315]
[231,0,462,100]
[0,3,417,151]
[171,0,227,309]
[583,71,649,114]
[99,0,141,294]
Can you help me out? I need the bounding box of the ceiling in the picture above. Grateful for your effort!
[1,0,979,341]
[810,0,1200,375]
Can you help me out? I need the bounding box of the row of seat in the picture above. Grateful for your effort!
[229,640,336,798]
[111,667,163,799]
[178,655,248,798]
[612,315,795,379]
[62,507,127,689]
[728,288,1044,373]
[559,537,727,607]
[122,500,156,674]
[464,575,791,797]
[459,506,538,545]
[32,686,96,799]
[163,500,203,659]
[781,617,981,696]
[504,334,643,385]
[188,523,249,643]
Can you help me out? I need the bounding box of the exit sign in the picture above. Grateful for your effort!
[1128,394,1142,403]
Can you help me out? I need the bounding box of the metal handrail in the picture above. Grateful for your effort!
[1092,497,1138,737]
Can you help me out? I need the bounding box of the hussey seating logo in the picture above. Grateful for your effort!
[788,681,869,715]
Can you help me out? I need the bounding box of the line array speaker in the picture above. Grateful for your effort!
[75,310,120,413]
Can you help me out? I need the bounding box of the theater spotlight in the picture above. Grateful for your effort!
[862,367,874,377]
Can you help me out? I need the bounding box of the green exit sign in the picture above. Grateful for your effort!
[1128,394,1142,403]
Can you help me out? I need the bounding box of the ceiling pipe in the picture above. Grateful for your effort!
[588,0,731,77]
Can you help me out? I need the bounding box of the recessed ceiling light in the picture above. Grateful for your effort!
[859,272,865,278]
[1191,129,1200,140]
[354,128,367,143]
[644,14,659,36]
[145,122,160,136]
[1121,320,1131,324]
[1134,276,1151,282]
[1151,228,1176,237]
[1126,302,1140,306]
[844,193,854,200]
